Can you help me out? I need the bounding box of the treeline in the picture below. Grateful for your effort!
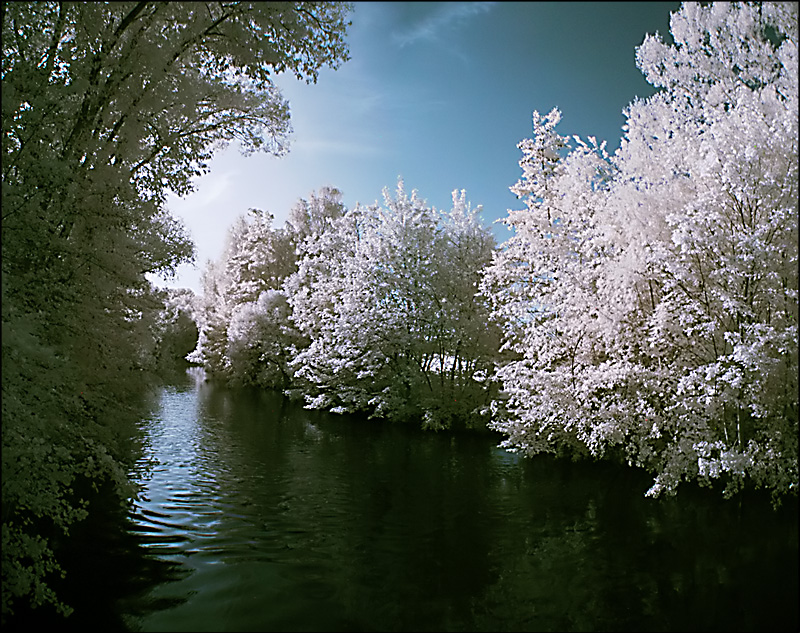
[188,2,798,507]
[190,183,501,430]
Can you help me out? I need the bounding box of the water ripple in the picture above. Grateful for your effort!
[120,376,799,633]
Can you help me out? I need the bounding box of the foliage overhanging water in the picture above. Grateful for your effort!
[27,369,799,632]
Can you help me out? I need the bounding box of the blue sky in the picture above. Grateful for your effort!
[161,1,680,293]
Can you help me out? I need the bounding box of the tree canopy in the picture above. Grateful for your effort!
[186,2,796,504]
[192,181,499,429]
[481,1,798,501]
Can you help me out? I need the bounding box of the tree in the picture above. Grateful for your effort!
[151,287,200,371]
[227,288,307,389]
[624,1,798,499]
[286,185,347,240]
[288,180,499,429]
[2,1,351,620]
[482,2,797,501]
[192,207,305,388]
[480,109,621,457]
[190,186,348,388]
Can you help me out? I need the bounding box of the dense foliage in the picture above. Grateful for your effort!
[481,2,798,501]
[1,1,350,620]
[5,1,794,623]
[190,204,307,388]
[151,287,200,370]
[288,182,500,429]
[189,3,796,502]
[192,182,500,429]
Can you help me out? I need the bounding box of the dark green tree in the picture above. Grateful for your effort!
[1,1,351,620]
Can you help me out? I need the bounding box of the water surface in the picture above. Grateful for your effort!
[73,369,800,631]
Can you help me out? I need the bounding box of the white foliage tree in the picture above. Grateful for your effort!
[627,1,799,498]
[227,289,306,389]
[192,209,300,387]
[483,2,798,501]
[285,203,388,411]
[288,180,498,428]
[192,186,346,388]
[481,109,625,457]
[286,185,347,240]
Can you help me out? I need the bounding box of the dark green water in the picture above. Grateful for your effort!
[20,368,800,631]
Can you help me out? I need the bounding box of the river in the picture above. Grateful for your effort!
[27,368,800,631]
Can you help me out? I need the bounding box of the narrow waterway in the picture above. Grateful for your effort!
[51,369,800,631]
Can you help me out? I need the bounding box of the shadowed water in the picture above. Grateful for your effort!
[30,368,797,632]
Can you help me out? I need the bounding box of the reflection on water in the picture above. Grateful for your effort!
[115,369,798,632]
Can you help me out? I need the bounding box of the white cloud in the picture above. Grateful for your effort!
[393,2,496,48]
